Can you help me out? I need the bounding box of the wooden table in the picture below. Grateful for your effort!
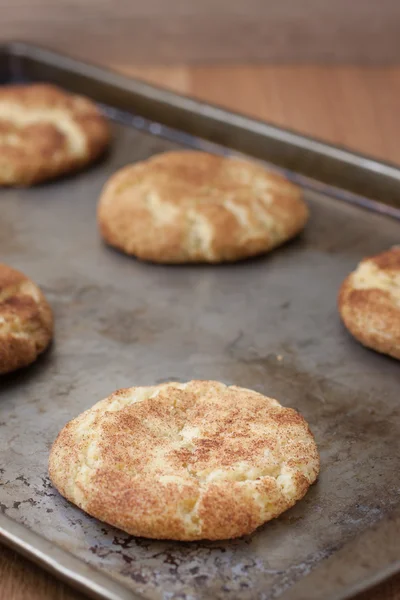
[1,64,400,600]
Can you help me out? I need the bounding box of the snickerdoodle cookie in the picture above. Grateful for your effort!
[0,84,110,185]
[49,380,319,540]
[97,151,308,263]
[338,247,400,360]
[0,263,53,374]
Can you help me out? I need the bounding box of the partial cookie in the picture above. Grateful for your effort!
[0,264,53,374]
[97,151,308,263]
[0,84,110,186]
[338,247,400,360]
[49,380,319,541]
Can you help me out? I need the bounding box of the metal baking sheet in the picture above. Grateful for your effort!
[0,44,400,600]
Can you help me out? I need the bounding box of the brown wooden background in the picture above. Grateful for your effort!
[1,0,400,64]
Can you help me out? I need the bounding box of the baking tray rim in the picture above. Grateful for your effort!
[0,514,135,600]
[1,41,400,216]
[0,42,400,600]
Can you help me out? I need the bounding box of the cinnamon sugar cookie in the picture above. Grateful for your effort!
[338,247,400,360]
[98,151,308,263]
[0,264,53,374]
[0,84,110,185]
[49,380,319,540]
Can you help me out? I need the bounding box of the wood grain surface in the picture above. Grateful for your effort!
[1,0,400,63]
[1,63,400,600]
[118,64,400,165]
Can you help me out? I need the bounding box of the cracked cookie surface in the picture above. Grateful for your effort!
[49,380,319,540]
[0,263,53,374]
[0,83,110,186]
[338,246,400,360]
[97,151,308,263]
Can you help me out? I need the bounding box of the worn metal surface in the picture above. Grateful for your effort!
[0,47,400,600]
[280,502,400,600]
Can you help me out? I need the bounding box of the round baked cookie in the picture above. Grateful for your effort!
[0,84,110,186]
[97,151,308,263]
[0,264,53,374]
[49,380,319,541]
[338,247,400,360]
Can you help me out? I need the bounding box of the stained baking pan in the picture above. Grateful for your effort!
[0,43,399,600]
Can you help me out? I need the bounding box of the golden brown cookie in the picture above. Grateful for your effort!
[97,151,308,263]
[0,84,110,186]
[338,247,400,360]
[0,264,53,374]
[49,380,319,541]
